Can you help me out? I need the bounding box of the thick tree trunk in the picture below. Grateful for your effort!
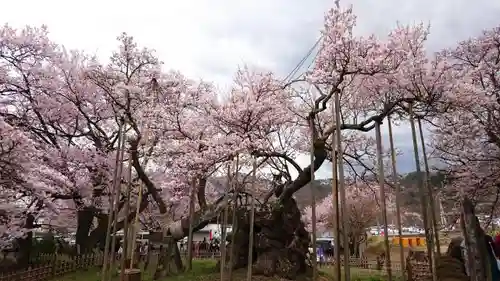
[74,208,110,254]
[16,214,35,269]
[73,187,149,254]
[216,198,311,280]
[75,208,96,254]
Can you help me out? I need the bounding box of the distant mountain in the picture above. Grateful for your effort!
[206,171,448,215]
[399,171,447,213]
[205,175,331,208]
[292,172,448,213]
[292,179,332,209]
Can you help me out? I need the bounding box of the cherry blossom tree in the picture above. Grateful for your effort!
[303,182,385,257]
[0,118,58,264]
[431,26,500,222]
[0,2,461,277]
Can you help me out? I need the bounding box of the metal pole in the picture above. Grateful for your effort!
[387,115,406,280]
[375,121,393,281]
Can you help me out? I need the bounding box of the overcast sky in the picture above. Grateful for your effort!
[2,0,499,179]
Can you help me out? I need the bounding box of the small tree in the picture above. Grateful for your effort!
[303,181,381,257]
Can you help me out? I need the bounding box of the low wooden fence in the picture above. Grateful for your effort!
[322,256,404,271]
[0,251,433,281]
[321,256,431,280]
[406,261,431,281]
[184,251,430,279]
[0,252,103,281]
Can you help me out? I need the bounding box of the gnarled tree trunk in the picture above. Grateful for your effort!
[216,198,311,279]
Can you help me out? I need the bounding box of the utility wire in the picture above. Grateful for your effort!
[283,36,322,84]
[284,1,341,84]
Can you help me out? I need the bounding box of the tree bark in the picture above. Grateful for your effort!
[16,214,35,269]
[217,197,311,279]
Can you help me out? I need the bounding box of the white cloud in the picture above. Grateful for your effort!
[2,0,499,178]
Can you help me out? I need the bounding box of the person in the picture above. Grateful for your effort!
[117,244,123,260]
[486,235,500,281]
[317,246,325,267]
[194,241,199,258]
[141,243,148,262]
[494,233,500,257]
[200,238,208,257]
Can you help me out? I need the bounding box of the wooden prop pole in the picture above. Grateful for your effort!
[220,164,232,281]
[408,104,436,281]
[246,157,257,281]
[119,157,133,281]
[334,90,350,281]
[417,118,441,257]
[186,178,196,270]
[331,103,341,281]
[387,115,406,280]
[108,122,128,281]
[129,184,143,270]
[228,155,240,281]
[374,121,393,281]
[101,119,125,281]
[309,117,318,281]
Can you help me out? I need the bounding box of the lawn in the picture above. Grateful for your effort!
[55,260,398,281]
[320,266,404,281]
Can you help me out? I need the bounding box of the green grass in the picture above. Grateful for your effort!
[320,266,404,281]
[55,260,398,281]
[164,260,219,281]
[53,260,218,281]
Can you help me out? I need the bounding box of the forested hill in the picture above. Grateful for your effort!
[295,171,447,212]
[207,171,447,212]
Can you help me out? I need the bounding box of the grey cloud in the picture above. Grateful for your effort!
[196,0,499,178]
[312,120,437,179]
[195,0,500,79]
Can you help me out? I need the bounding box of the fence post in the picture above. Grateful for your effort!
[51,253,57,277]
[406,256,413,281]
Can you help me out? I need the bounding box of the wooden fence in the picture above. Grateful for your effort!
[322,256,403,271]
[322,256,431,280]
[0,251,433,281]
[406,259,432,281]
[0,252,103,281]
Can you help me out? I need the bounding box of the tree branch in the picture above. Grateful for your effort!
[129,138,167,213]
[278,139,327,203]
